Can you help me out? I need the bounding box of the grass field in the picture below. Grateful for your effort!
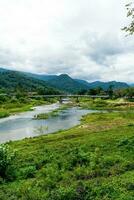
[0,99,134,200]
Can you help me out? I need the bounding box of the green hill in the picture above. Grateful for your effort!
[0,68,129,93]
[47,74,89,93]
[88,81,129,90]
[0,69,60,94]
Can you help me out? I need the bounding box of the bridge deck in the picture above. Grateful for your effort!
[30,95,109,98]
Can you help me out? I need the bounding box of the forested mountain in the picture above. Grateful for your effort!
[75,79,91,87]
[0,68,130,94]
[87,81,129,90]
[23,72,57,82]
[22,72,129,92]
[0,69,60,94]
[45,74,89,93]
[27,72,129,91]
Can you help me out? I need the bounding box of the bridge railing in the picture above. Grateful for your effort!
[29,95,110,98]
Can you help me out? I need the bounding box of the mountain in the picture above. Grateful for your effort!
[88,81,129,90]
[0,68,129,93]
[0,68,7,73]
[0,70,60,94]
[74,79,129,90]
[23,72,57,82]
[46,74,89,93]
[75,79,90,87]
[3,68,128,91]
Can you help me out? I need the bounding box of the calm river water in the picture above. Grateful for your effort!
[0,103,98,143]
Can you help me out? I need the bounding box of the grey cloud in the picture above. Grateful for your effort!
[80,33,125,66]
[0,0,133,83]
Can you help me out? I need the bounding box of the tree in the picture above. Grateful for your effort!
[87,87,104,95]
[88,88,98,95]
[95,87,104,95]
[126,87,134,98]
[107,85,114,99]
[123,2,134,35]
[77,89,87,95]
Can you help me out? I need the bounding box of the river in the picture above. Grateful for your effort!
[0,102,99,143]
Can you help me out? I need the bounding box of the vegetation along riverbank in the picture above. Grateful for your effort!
[34,103,74,120]
[0,98,133,199]
[0,95,58,119]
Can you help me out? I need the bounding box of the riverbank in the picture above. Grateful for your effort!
[34,103,74,119]
[0,99,133,199]
[0,98,57,119]
[77,97,134,111]
[0,104,92,144]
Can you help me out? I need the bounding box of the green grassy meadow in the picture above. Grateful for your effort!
[0,98,133,200]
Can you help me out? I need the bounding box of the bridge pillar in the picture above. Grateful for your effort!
[59,97,63,104]
[76,96,79,103]
[43,96,47,101]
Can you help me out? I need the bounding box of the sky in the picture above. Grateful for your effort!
[0,0,134,83]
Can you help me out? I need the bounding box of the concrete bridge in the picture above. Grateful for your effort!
[30,94,109,103]
[31,94,109,98]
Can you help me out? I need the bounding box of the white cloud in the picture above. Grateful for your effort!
[0,0,133,83]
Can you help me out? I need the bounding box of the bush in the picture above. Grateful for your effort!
[0,111,9,118]
[19,166,37,179]
[67,147,90,169]
[49,186,76,200]
[0,95,8,103]
[0,144,15,180]
[126,183,134,191]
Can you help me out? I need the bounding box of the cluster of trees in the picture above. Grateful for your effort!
[0,87,61,104]
[114,87,134,98]
[78,86,134,99]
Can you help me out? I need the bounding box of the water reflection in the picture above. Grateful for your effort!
[0,104,99,143]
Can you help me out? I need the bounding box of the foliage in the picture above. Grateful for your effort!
[0,70,60,94]
[0,68,129,94]
[0,110,9,118]
[123,2,134,35]
[0,107,133,199]
[77,87,134,100]
[48,74,89,93]
[0,144,15,180]
[34,105,69,120]
[79,97,134,111]
[0,94,58,119]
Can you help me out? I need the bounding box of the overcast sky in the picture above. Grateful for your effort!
[0,0,134,83]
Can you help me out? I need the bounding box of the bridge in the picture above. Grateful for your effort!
[30,94,110,103]
[30,95,109,98]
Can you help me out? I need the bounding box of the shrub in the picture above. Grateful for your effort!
[126,183,134,191]
[19,166,37,179]
[0,144,15,180]
[0,111,9,118]
[49,186,76,200]
[0,95,8,103]
[67,147,90,169]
